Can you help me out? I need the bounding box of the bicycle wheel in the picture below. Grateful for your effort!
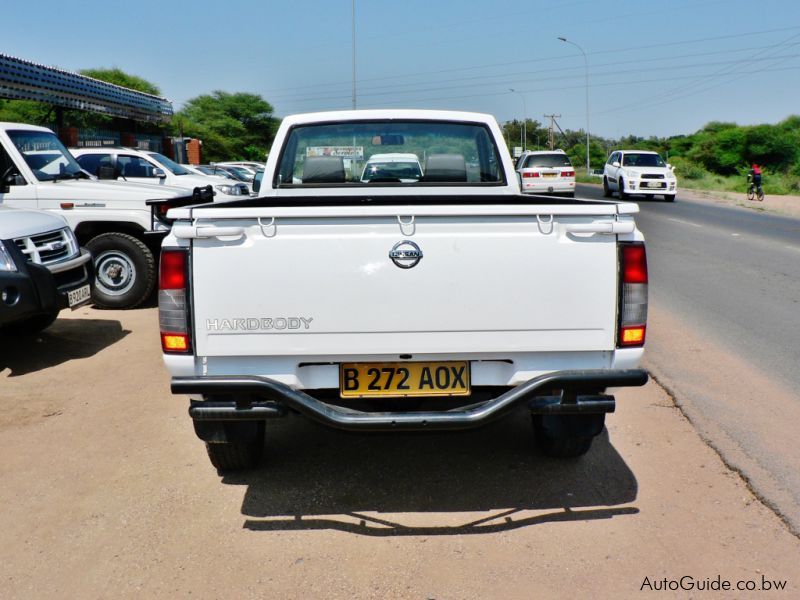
[757,188,764,201]
[747,185,755,201]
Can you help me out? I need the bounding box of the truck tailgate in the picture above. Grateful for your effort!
[189,210,621,357]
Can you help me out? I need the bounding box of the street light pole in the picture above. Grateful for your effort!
[509,88,527,152]
[352,0,357,109]
[558,37,590,176]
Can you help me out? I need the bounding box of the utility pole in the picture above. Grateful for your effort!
[509,88,527,151]
[543,114,561,150]
[352,0,357,109]
[558,37,590,175]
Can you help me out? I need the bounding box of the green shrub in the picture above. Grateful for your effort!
[669,156,707,180]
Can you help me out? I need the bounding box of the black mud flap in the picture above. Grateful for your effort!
[536,413,606,438]
[193,419,264,444]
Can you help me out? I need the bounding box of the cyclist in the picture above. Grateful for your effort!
[747,163,763,200]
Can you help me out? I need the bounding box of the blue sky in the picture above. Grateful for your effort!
[5,0,800,138]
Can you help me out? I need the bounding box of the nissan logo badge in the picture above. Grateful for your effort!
[389,240,423,269]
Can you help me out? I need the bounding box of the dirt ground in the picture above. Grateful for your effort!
[582,179,800,218]
[679,187,800,218]
[1,307,798,599]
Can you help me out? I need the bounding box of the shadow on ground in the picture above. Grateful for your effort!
[223,412,638,536]
[0,318,129,376]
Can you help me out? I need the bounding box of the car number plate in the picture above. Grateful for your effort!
[340,361,470,398]
[542,172,557,178]
[67,284,91,309]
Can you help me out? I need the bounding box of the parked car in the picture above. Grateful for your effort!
[71,148,250,200]
[0,205,93,333]
[218,164,257,182]
[516,150,576,197]
[360,153,423,182]
[179,164,208,176]
[1,123,205,309]
[215,161,265,173]
[194,164,248,182]
[603,150,677,202]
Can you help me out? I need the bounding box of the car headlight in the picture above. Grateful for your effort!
[214,184,244,196]
[0,241,19,272]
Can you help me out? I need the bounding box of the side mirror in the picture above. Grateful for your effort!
[252,171,263,194]
[612,161,620,168]
[97,165,117,180]
[152,167,167,179]
[1,167,20,193]
[668,164,675,171]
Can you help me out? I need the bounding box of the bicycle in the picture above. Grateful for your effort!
[747,180,764,202]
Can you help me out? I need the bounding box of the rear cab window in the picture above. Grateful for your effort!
[522,153,573,169]
[275,120,505,188]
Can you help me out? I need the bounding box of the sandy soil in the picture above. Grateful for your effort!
[1,307,798,599]
[679,187,800,218]
[581,179,800,218]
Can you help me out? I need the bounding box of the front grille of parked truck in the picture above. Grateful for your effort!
[14,227,79,266]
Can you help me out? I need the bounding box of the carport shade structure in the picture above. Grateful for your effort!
[0,53,172,123]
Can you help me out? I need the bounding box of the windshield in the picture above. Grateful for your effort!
[276,120,503,187]
[223,165,254,180]
[361,158,423,182]
[622,153,666,167]
[147,152,191,175]
[521,153,572,168]
[7,130,84,182]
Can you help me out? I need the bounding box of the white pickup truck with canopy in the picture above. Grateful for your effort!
[159,110,649,472]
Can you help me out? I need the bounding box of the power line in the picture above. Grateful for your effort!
[275,53,800,106]
[260,25,800,97]
[265,41,795,102]
[359,64,800,112]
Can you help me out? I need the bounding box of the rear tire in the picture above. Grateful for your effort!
[663,194,675,202]
[602,177,612,197]
[532,414,599,458]
[204,422,265,471]
[86,233,155,309]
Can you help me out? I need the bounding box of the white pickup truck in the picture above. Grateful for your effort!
[159,110,649,471]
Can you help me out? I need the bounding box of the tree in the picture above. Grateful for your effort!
[177,91,278,161]
[79,67,161,96]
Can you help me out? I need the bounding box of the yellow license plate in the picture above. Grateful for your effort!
[542,172,557,177]
[340,361,470,398]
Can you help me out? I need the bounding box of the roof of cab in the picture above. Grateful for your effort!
[279,109,498,127]
[0,122,54,133]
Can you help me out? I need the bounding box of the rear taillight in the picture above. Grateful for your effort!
[561,170,575,177]
[618,242,648,347]
[159,248,191,354]
[522,172,540,178]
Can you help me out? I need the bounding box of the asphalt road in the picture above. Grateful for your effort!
[577,183,800,533]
